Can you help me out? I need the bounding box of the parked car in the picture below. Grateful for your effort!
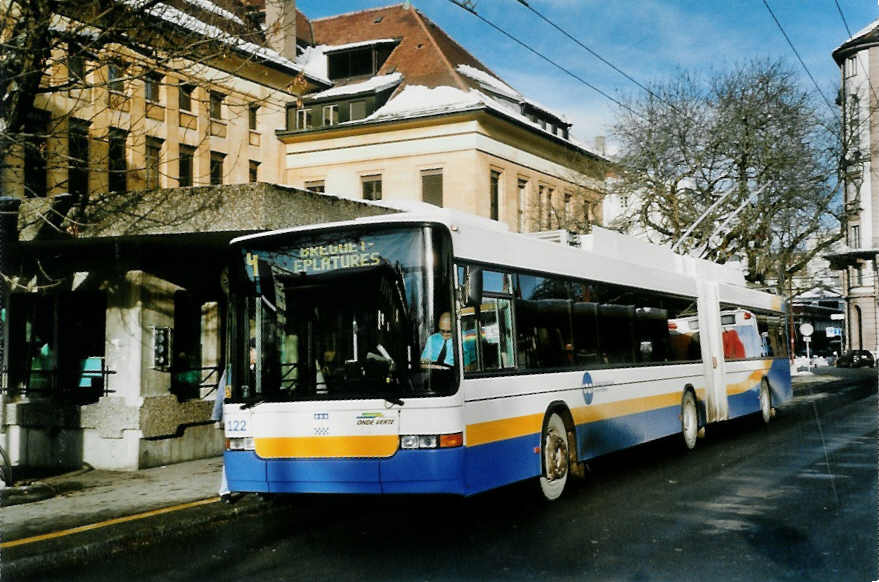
[836,349,875,368]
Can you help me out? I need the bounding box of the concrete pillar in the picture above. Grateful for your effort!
[0,197,21,429]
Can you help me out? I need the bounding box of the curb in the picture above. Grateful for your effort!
[2,494,276,580]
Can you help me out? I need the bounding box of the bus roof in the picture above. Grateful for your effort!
[231,205,780,308]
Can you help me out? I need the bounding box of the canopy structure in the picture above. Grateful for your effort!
[824,248,879,270]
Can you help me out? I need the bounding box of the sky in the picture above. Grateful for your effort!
[297,0,879,150]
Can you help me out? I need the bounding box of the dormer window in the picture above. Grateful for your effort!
[327,42,396,80]
[329,48,372,79]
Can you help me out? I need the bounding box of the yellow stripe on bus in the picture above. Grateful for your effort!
[571,391,685,425]
[725,365,770,396]
[466,413,544,446]
[254,435,399,458]
[466,388,707,447]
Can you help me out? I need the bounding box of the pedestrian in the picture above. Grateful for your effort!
[212,369,231,501]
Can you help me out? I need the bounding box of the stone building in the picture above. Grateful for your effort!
[829,20,879,358]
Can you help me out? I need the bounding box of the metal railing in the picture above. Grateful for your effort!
[0,357,116,400]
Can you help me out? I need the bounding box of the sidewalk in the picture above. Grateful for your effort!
[0,456,268,579]
[0,366,874,578]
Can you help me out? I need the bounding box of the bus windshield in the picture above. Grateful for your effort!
[229,224,457,403]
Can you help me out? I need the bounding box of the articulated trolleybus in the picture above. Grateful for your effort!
[222,209,791,500]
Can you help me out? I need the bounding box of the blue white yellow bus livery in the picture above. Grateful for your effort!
[222,209,791,500]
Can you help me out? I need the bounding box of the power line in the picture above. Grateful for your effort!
[446,0,644,120]
[513,0,679,113]
[761,0,839,120]
[834,0,853,36]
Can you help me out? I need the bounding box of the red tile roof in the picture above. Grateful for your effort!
[311,4,502,94]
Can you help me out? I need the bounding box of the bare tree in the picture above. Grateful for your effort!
[609,59,842,296]
[517,152,608,235]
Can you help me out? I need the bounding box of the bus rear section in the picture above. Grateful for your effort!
[717,305,792,420]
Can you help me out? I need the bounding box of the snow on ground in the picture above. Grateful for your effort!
[791,355,831,376]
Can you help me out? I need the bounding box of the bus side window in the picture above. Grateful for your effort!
[516,274,572,369]
[459,306,479,371]
[479,297,515,370]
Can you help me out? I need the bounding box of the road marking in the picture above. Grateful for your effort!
[0,497,220,549]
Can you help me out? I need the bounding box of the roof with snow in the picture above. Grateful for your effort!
[117,0,329,85]
[304,72,403,102]
[293,4,597,154]
[833,17,879,63]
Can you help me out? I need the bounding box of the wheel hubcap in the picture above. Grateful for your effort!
[545,431,568,481]
[683,397,697,447]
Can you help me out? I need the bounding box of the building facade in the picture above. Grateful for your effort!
[830,21,879,358]
[279,5,608,233]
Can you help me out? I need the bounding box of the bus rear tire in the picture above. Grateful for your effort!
[681,390,698,451]
[760,379,772,425]
[538,412,569,501]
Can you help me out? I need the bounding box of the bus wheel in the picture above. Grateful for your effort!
[681,390,698,451]
[539,412,569,501]
[760,379,772,425]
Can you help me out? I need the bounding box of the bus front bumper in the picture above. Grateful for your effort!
[224,448,467,495]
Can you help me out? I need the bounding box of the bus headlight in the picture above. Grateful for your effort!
[400,433,462,449]
[418,435,438,449]
[226,437,254,451]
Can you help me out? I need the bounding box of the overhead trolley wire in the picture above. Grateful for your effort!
[761,0,839,121]
[446,0,646,120]
[513,0,680,114]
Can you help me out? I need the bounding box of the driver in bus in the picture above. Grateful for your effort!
[421,312,454,366]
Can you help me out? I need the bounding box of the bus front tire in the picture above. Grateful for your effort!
[538,412,569,501]
[681,390,699,451]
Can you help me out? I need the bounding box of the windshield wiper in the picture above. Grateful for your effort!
[240,389,265,409]
[384,394,404,406]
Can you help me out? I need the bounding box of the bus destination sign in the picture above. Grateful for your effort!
[293,241,381,273]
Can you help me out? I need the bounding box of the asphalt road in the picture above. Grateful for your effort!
[34,376,878,582]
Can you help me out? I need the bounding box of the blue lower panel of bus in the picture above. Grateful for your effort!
[576,404,681,460]
[728,359,793,419]
[224,448,467,495]
[767,358,793,404]
[464,433,541,494]
[728,388,760,419]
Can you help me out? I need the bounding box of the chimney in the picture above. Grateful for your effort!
[265,0,297,61]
